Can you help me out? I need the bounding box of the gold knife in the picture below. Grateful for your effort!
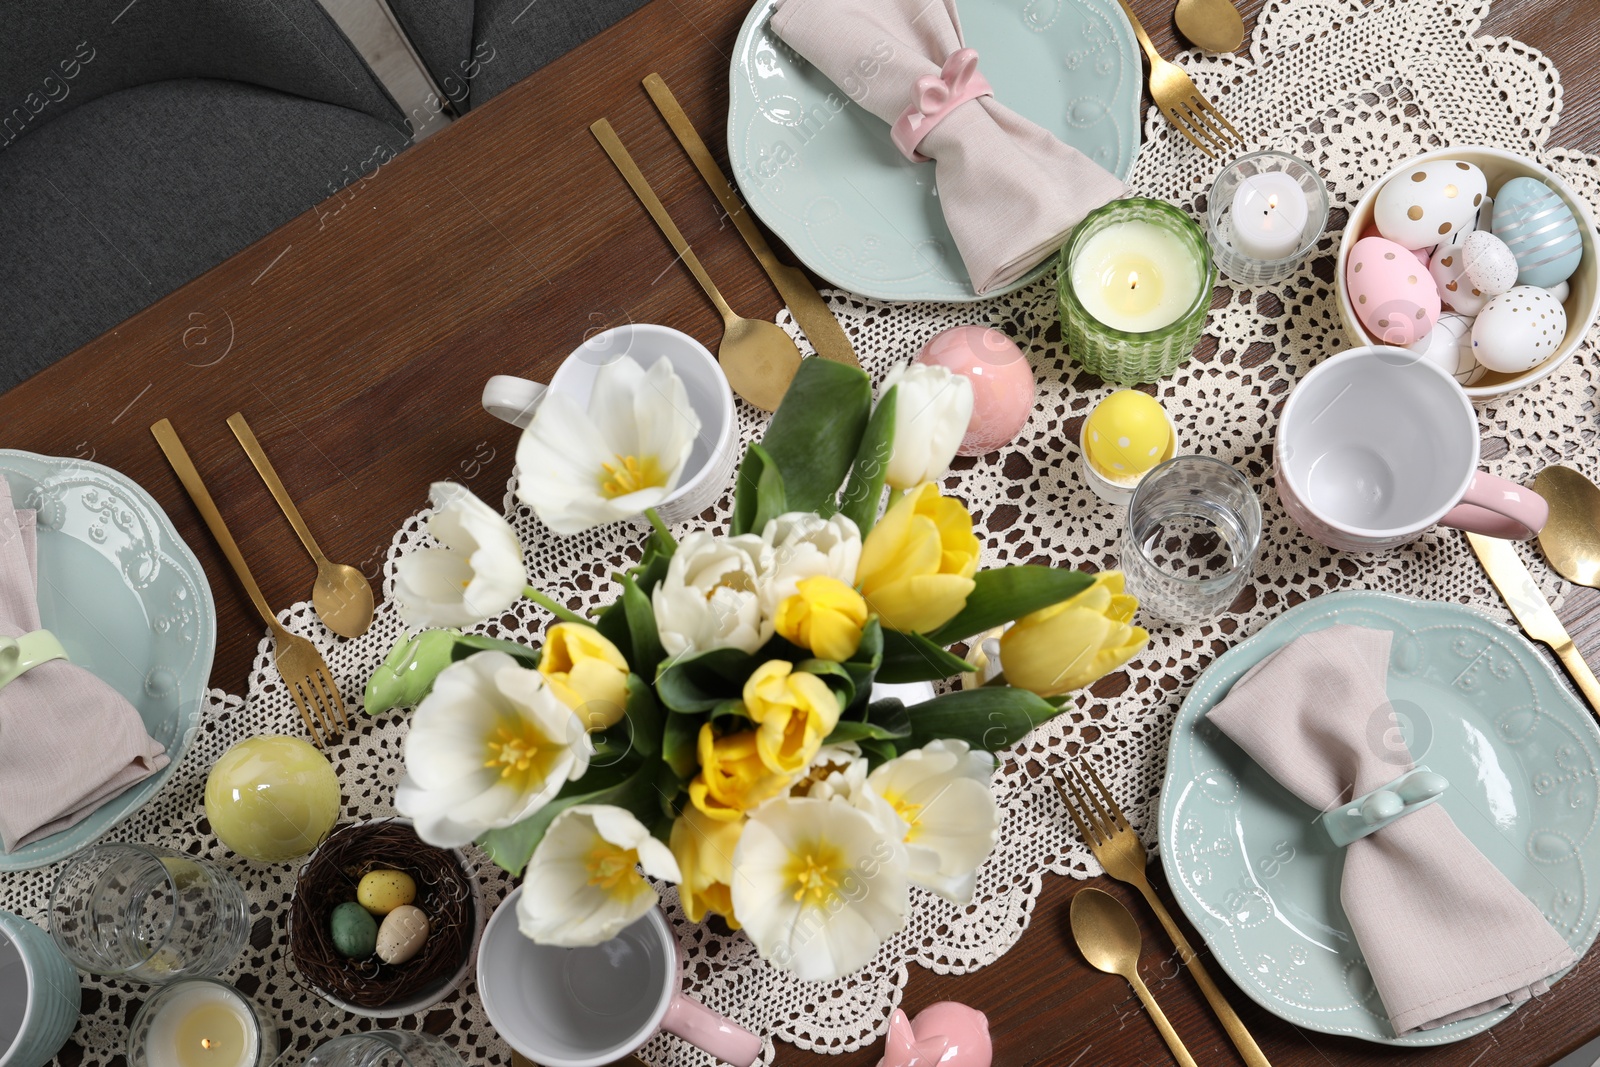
[642,73,860,369]
[1467,532,1600,718]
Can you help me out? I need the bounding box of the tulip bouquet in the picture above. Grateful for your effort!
[365,355,1147,981]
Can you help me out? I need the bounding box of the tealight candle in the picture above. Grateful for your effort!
[128,981,274,1067]
[1206,151,1329,286]
[1228,172,1308,260]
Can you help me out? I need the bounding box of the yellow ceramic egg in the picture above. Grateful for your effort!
[357,869,417,915]
[204,735,340,863]
[1083,390,1172,480]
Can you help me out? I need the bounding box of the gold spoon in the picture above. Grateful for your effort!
[1174,0,1245,53]
[227,412,376,638]
[1534,466,1600,588]
[1071,888,1199,1067]
[591,118,800,412]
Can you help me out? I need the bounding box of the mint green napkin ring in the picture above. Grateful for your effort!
[1324,767,1449,847]
[0,629,69,690]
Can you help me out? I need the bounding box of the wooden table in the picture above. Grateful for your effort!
[4,0,1598,1063]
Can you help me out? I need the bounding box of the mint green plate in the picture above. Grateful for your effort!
[0,451,215,871]
[1160,591,1600,1045]
[727,0,1140,302]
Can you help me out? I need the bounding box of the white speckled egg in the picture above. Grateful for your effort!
[1470,285,1568,373]
[1492,177,1584,288]
[1374,160,1489,249]
[1348,236,1441,344]
[1461,230,1519,297]
[1407,312,1485,385]
[1428,243,1491,316]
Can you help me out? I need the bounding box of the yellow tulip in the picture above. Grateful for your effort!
[669,805,744,928]
[774,576,869,661]
[999,572,1149,696]
[856,482,980,633]
[688,725,793,821]
[743,661,843,776]
[538,623,631,730]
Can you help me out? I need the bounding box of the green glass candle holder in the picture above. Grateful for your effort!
[1058,197,1215,385]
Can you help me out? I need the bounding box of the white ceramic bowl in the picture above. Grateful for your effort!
[1335,145,1599,400]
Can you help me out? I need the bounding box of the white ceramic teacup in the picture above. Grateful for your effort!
[1276,346,1548,552]
[478,887,760,1067]
[0,913,80,1067]
[482,324,739,525]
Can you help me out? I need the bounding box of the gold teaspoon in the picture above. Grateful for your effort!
[1534,466,1600,589]
[1071,888,1200,1067]
[1174,0,1245,53]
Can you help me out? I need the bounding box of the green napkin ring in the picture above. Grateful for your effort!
[0,630,69,690]
[1323,766,1449,847]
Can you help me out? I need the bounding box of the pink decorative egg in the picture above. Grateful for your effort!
[915,325,1035,456]
[1359,222,1430,269]
[1346,236,1442,345]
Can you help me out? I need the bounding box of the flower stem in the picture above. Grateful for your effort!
[644,507,677,549]
[982,670,1010,688]
[522,585,589,626]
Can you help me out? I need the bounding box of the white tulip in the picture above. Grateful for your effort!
[652,531,774,659]
[759,511,863,614]
[395,651,591,848]
[517,805,682,947]
[868,740,998,903]
[394,482,527,628]
[732,795,909,981]
[879,361,974,491]
[515,356,700,535]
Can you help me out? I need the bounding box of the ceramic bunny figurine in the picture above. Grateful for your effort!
[876,1002,992,1067]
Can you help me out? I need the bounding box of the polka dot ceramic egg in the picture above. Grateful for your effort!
[1408,312,1484,385]
[1428,242,1491,316]
[1374,160,1488,250]
[1460,231,1519,298]
[1082,390,1171,480]
[1470,285,1568,373]
[1491,177,1584,288]
[1347,236,1441,345]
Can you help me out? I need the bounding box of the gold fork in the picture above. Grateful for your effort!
[1110,0,1244,157]
[1055,761,1272,1067]
[151,419,349,747]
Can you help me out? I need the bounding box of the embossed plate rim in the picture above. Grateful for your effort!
[1157,590,1600,1046]
[0,449,216,871]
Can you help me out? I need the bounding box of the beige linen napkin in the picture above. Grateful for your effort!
[1207,624,1576,1034]
[0,477,169,853]
[769,0,1128,294]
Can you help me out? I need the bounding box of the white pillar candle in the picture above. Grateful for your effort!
[141,982,260,1067]
[1070,221,1205,333]
[1228,171,1309,260]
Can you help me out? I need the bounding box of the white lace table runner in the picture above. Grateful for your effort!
[5,0,1599,1061]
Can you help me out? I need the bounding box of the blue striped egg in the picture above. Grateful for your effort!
[1492,177,1584,288]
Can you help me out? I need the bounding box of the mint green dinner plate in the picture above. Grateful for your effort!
[1159,590,1600,1045]
[0,451,215,871]
[727,0,1141,302]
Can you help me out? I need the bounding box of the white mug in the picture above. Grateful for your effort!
[477,887,761,1067]
[1276,346,1548,551]
[482,324,739,525]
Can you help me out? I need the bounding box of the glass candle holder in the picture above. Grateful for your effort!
[49,845,250,983]
[1205,151,1329,286]
[1058,198,1215,385]
[300,1033,463,1067]
[128,979,276,1067]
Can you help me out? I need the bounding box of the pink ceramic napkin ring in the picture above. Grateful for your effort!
[890,48,994,163]
[0,629,68,691]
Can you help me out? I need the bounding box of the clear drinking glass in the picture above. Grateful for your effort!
[301,1032,464,1067]
[1121,456,1263,625]
[48,844,249,982]
[1205,151,1329,286]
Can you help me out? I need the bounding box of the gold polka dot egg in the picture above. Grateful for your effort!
[1083,390,1171,480]
[1470,285,1568,373]
[1373,159,1489,250]
[1346,236,1442,345]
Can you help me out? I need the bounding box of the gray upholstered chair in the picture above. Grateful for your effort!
[0,0,413,393]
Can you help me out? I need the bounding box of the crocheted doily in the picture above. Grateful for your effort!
[6,0,1597,1062]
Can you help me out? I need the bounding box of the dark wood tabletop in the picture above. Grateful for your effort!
[3,0,1598,1064]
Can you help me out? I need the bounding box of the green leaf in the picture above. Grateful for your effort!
[621,675,662,757]
[877,628,972,684]
[904,687,1062,752]
[708,698,750,724]
[839,384,897,534]
[656,647,759,713]
[927,567,1096,646]
[824,698,912,744]
[593,598,632,665]
[446,633,541,669]
[730,443,782,537]
[663,712,703,780]
[630,546,672,597]
[477,758,659,876]
[857,737,897,768]
[756,358,873,515]
[621,575,664,677]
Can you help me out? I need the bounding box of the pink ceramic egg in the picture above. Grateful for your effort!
[1359,223,1430,268]
[915,325,1035,456]
[1346,236,1442,346]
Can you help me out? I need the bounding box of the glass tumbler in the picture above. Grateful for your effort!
[1121,457,1263,625]
[48,844,249,982]
[302,1032,464,1067]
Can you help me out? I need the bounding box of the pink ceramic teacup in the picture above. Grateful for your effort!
[477,886,760,1067]
[1276,346,1547,552]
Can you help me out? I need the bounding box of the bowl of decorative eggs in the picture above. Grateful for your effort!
[288,818,482,1018]
[1335,145,1598,400]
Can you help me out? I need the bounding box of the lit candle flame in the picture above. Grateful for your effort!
[1263,194,1279,217]
[201,1040,215,1051]
[1128,271,1139,290]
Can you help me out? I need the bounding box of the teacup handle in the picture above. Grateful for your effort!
[661,992,762,1066]
[482,375,548,429]
[1439,472,1549,541]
